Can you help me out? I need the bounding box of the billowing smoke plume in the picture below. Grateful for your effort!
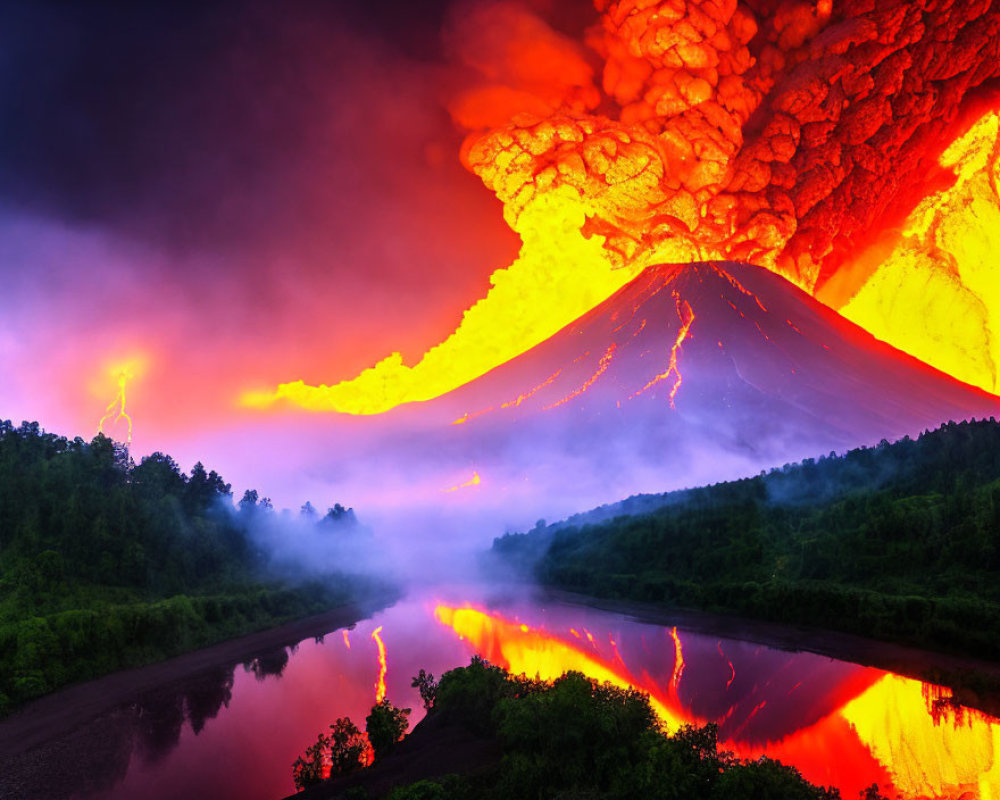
[260,0,1000,415]
[457,0,1000,288]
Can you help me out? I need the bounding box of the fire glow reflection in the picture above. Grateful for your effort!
[435,603,1000,800]
[64,594,1000,800]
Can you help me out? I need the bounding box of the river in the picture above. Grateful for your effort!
[5,587,999,799]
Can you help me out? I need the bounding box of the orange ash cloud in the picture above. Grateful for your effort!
[249,0,1000,415]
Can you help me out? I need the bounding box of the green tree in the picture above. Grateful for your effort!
[365,699,411,760]
[329,717,372,776]
[411,669,438,710]
[292,730,330,790]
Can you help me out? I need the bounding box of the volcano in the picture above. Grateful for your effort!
[386,262,998,496]
[329,262,999,515]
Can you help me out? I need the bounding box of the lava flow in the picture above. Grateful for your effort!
[249,0,1000,416]
[371,626,388,704]
[631,293,694,408]
[443,471,482,493]
[834,105,1000,395]
[434,604,1000,800]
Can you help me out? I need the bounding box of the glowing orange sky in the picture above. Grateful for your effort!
[247,1,1000,417]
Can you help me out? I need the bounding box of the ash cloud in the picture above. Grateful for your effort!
[451,0,1000,288]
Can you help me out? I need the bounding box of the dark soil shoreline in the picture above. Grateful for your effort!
[0,593,395,760]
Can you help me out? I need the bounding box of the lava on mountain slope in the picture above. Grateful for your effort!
[317,261,997,516]
[435,261,999,444]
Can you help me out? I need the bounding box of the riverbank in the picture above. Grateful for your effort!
[0,591,397,764]
[490,421,1000,664]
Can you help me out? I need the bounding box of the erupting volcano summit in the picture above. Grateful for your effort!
[251,0,1000,418]
[331,261,1000,508]
[438,261,999,443]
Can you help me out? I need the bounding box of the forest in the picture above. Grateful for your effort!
[492,418,1000,659]
[0,420,384,715]
[292,658,877,800]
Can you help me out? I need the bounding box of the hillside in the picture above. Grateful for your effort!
[491,418,1000,658]
[340,261,1000,516]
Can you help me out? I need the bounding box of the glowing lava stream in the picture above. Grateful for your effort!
[669,626,685,688]
[631,293,695,408]
[434,605,1000,799]
[371,626,388,704]
[98,368,135,444]
[443,471,482,493]
[543,343,618,410]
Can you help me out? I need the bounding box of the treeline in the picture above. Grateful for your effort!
[492,418,1000,658]
[0,420,381,714]
[298,658,872,800]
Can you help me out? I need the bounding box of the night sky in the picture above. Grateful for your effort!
[0,0,575,448]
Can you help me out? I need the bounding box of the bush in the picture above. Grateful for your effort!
[365,699,411,760]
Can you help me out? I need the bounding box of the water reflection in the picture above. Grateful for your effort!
[4,592,997,800]
[244,648,291,682]
[436,601,1000,799]
[2,664,240,800]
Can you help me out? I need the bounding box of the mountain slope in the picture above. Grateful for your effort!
[432,261,998,443]
[489,417,1000,660]
[323,261,998,522]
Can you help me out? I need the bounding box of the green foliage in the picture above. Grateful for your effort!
[366,699,411,760]
[411,668,438,710]
[434,654,542,735]
[493,671,659,798]
[292,731,331,790]
[0,420,370,715]
[492,419,1000,658]
[386,780,452,800]
[386,661,845,800]
[329,717,372,776]
[291,716,372,790]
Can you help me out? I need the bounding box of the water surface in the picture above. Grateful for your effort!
[24,588,1000,799]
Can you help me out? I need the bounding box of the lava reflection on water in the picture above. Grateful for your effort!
[434,603,1000,800]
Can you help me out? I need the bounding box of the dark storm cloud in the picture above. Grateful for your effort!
[0,0,472,262]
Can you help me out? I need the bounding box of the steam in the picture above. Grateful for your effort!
[233,497,385,584]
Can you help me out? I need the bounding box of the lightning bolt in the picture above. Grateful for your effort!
[98,368,134,444]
